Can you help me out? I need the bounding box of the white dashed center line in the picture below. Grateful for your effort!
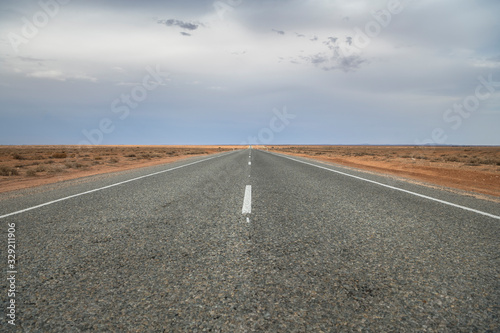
[242,185,252,214]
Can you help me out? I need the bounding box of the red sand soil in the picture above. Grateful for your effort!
[0,145,241,194]
[267,146,500,199]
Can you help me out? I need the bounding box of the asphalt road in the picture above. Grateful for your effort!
[1,148,499,332]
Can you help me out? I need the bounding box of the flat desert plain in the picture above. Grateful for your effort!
[0,145,239,194]
[1,145,499,199]
[268,146,500,199]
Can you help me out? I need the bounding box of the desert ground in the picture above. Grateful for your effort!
[267,146,500,199]
[1,145,499,199]
[0,145,240,194]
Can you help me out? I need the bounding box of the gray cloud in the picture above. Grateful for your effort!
[158,19,200,31]
[19,56,46,62]
[298,52,367,72]
[337,55,367,72]
[292,35,368,72]
[1,0,499,145]
[309,54,328,65]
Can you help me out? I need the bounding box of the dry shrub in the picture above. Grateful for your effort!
[35,165,47,172]
[0,166,19,176]
[445,156,459,162]
[466,157,481,166]
[26,169,37,177]
[480,158,500,165]
[52,152,67,159]
[12,153,25,160]
[47,166,65,174]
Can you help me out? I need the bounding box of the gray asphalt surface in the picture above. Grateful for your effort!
[1,148,499,332]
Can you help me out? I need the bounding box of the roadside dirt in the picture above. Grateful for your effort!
[267,146,500,199]
[0,145,241,194]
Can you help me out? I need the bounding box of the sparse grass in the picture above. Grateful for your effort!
[0,146,236,193]
[271,146,500,169]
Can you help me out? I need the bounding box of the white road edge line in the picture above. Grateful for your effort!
[267,151,500,220]
[0,151,236,220]
[242,185,252,214]
[248,162,251,165]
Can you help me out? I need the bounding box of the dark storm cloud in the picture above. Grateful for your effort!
[272,29,285,35]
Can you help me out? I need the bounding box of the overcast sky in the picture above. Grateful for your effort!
[0,0,499,145]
